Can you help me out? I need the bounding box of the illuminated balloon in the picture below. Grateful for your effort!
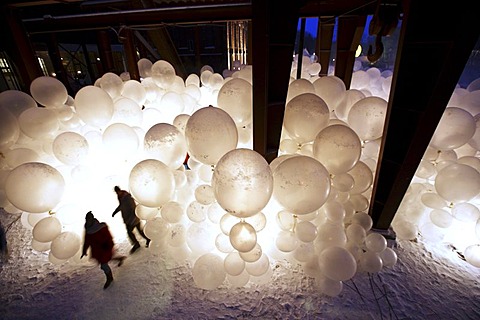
[151,60,176,89]
[53,131,89,165]
[111,97,143,127]
[5,162,65,213]
[430,107,475,150]
[365,233,387,253]
[335,89,366,122]
[464,244,480,268]
[18,107,59,139]
[30,76,68,107]
[160,201,184,223]
[50,231,81,260]
[144,217,169,241]
[129,159,175,207]
[273,155,330,215]
[245,253,270,276]
[312,75,346,112]
[435,163,480,203]
[192,253,226,290]
[184,106,238,165]
[283,93,330,144]
[229,221,257,252]
[224,252,245,276]
[275,230,298,252]
[32,216,62,243]
[380,247,398,267]
[99,72,124,99]
[347,161,373,194]
[216,78,252,127]
[144,123,187,169]
[74,85,114,128]
[347,96,387,142]
[136,204,159,221]
[212,148,273,217]
[103,123,139,159]
[121,80,147,106]
[0,89,37,117]
[286,78,315,102]
[318,246,357,281]
[313,124,362,175]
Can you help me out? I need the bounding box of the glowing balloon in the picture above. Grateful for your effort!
[346,223,366,244]
[103,123,139,159]
[137,58,152,78]
[53,131,89,165]
[312,75,346,112]
[283,93,330,144]
[318,246,357,281]
[452,202,480,222]
[359,251,383,273]
[229,221,257,252]
[347,96,387,141]
[224,252,245,276]
[32,216,62,243]
[144,123,187,169]
[50,231,81,260]
[286,78,315,102]
[245,253,270,276]
[347,161,373,194]
[144,217,169,241]
[365,233,387,253]
[335,89,366,122]
[160,201,184,223]
[216,77,252,127]
[380,247,398,267]
[313,124,362,175]
[273,155,330,215]
[18,107,59,139]
[184,106,238,165]
[464,244,480,267]
[212,148,273,217]
[0,89,37,117]
[192,253,226,290]
[111,97,143,127]
[5,162,65,213]
[30,76,68,107]
[151,60,176,89]
[430,107,475,150]
[129,159,175,207]
[435,163,480,203]
[136,204,159,221]
[74,85,114,128]
[0,107,20,152]
[194,184,215,205]
[121,80,147,106]
[276,230,298,252]
[186,201,207,222]
[351,212,373,231]
[239,243,262,262]
[99,72,124,98]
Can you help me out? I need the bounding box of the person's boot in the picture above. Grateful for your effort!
[130,242,140,254]
[145,239,151,248]
[117,256,126,267]
[104,271,113,289]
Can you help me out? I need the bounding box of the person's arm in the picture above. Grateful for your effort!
[112,203,121,217]
[81,234,90,258]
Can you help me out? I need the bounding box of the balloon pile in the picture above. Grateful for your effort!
[0,53,475,294]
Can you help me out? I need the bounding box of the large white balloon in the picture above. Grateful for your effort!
[312,75,346,112]
[184,106,238,166]
[129,159,175,207]
[313,124,362,175]
[435,163,480,203]
[74,85,114,128]
[0,107,20,152]
[430,107,475,150]
[5,162,65,213]
[347,96,387,142]
[283,93,330,144]
[192,253,226,290]
[144,123,187,169]
[53,131,89,165]
[318,246,357,281]
[30,76,68,107]
[212,148,273,218]
[273,155,331,215]
[217,78,252,127]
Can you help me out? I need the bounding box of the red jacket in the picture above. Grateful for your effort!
[82,221,114,264]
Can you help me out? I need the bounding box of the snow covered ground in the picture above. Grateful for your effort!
[1,208,480,320]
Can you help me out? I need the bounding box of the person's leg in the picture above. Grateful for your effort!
[135,223,150,247]
[100,263,113,289]
[127,224,140,253]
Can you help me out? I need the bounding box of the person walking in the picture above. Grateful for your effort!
[81,211,126,289]
[112,186,150,254]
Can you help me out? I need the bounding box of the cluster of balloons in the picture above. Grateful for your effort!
[0,55,402,295]
[391,77,480,268]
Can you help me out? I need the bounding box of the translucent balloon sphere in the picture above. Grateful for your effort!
[229,221,257,252]
[217,78,252,127]
[430,107,476,150]
[19,107,59,139]
[435,163,480,203]
[129,159,175,207]
[144,123,187,169]
[5,162,65,213]
[273,155,331,215]
[312,75,346,112]
[212,148,273,218]
[50,231,81,260]
[284,93,330,144]
[185,106,238,166]
[53,131,89,165]
[192,253,226,290]
[224,252,245,276]
[151,60,176,89]
[30,76,68,107]
[318,246,357,281]
[313,124,362,175]
[0,107,20,152]
[74,85,114,128]
[347,96,387,142]
[32,216,62,243]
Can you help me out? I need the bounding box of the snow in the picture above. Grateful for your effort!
[2,208,480,320]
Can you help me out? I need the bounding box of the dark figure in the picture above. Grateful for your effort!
[112,186,150,254]
[81,211,126,289]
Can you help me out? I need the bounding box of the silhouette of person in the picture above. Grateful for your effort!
[81,211,126,289]
[112,186,150,254]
